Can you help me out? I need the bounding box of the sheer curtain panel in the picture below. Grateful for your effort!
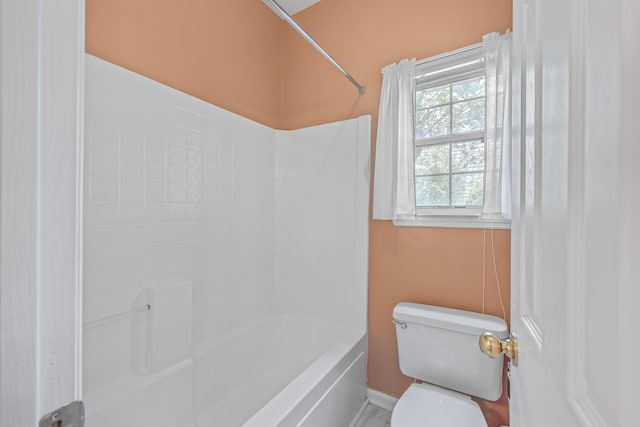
[482,32,512,219]
[372,59,417,220]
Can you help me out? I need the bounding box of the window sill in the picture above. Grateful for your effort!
[391,216,511,229]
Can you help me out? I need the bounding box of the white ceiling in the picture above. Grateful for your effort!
[276,0,321,15]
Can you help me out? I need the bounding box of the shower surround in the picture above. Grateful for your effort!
[83,55,370,426]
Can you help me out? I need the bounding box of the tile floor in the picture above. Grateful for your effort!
[351,403,392,427]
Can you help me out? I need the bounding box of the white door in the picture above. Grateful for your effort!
[510,0,639,426]
[0,0,84,425]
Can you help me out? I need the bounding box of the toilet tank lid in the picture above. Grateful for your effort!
[393,302,508,338]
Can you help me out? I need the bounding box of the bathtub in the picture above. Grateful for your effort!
[194,315,367,427]
[84,314,367,427]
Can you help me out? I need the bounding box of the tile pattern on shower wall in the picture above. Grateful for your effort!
[83,55,276,396]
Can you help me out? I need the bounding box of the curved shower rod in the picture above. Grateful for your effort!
[262,0,367,95]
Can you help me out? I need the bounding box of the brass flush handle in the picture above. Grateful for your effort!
[479,332,519,366]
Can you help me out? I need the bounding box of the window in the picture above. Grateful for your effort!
[373,36,511,229]
[414,45,486,216]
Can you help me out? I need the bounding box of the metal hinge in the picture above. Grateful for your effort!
[39,401,84,427]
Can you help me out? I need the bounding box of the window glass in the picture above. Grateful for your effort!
[453,98,485,133]
[416,106,450,138]
[451,140,484,172]
[452,77,485,101]
[414,73,486,209]
[417,85,450,108]
[452,173,484,206]
[415,144,449,175]
[416,175,450,206]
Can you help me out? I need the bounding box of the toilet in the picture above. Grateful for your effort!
[391,302,508,427]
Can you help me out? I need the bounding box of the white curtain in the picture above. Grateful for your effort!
[482,32,512,219]
[372,58,417,220]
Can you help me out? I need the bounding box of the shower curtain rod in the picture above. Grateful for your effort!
[262,0,366,95]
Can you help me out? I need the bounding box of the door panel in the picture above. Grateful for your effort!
[511,0,638,425]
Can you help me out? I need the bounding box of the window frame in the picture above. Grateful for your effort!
[393,42,511,229]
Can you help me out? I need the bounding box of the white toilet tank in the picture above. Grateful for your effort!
[393,302,508,401]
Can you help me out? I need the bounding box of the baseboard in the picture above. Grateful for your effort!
[366,388,398,412]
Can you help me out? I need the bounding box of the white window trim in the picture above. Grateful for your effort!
[407,42,511,229]
[393,217,510,229]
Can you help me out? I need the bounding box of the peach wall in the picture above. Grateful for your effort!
[281,0,512,130]
[282,1,512,426]
[86,0,283,128]
[369,223,511,425]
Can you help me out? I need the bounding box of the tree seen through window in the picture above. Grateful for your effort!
[414,76,486,207]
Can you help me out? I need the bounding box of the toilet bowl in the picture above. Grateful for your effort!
[391,303,508,427]
[390,383,487,427]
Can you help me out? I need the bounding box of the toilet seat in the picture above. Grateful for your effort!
[390,383,488,427]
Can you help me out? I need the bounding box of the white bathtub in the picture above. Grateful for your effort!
[194,315,367,427]
[85,314,367,427]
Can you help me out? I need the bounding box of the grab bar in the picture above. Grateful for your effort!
[84,304,151,329]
